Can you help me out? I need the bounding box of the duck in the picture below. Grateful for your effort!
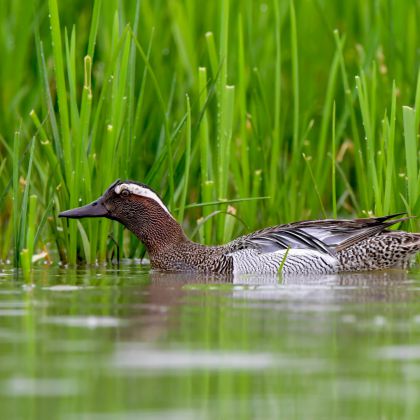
[59,179,420,275]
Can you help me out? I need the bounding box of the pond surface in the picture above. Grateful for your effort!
[1,265,420,419]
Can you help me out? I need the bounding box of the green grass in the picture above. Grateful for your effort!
[0,0,419,269]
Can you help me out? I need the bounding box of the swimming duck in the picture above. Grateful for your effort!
[59,179,420,275]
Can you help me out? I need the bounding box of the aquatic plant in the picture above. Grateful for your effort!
[0,0,419,269]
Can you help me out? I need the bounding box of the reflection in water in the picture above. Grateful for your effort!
[149,270,234,284]
[113,346,279,371]
[229,270,415,307]
[149,268,411,287]
[4,377,79,397]
[149,269,414,307]
[375,344,420,361]
[42,315,124,328]
[0,265,419,419]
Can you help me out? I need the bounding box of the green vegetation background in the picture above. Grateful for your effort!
[0,0,419,270]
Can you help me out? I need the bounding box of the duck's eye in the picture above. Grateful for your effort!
[121,189,130,197]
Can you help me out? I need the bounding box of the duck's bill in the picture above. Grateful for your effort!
[59,199,108,219]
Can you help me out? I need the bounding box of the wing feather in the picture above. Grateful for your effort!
[226,213,411,256]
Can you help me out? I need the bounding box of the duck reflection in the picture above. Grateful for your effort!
[145,268,414,314]
[148,268,410,287]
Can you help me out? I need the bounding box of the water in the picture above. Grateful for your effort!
[1,266,420,419]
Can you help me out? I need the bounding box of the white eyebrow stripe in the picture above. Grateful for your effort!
[114,183,173,217]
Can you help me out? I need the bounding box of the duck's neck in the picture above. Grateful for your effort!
[123,211,189,255]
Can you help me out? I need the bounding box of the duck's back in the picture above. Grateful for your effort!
[225,214,420,275]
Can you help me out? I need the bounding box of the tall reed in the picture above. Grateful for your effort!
[0,0,419,268]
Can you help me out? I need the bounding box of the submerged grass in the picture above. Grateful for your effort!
[0,0,419,268]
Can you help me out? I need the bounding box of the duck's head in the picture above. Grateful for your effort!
[59,179,173,221]
[59,179,183,251]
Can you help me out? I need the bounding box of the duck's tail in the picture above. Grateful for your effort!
[338,230,420,271]
[403,233,420,251]
[385,231,420,254]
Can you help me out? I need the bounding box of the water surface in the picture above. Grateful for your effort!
[1,266,420,419]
